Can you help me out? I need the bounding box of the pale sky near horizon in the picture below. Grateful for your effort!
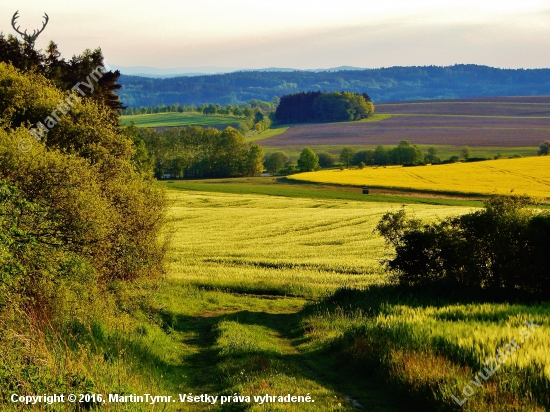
[1,0,549,69]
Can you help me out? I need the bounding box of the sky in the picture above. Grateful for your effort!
[1,0,550,70]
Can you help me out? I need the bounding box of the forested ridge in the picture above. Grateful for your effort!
[118,64,550,107]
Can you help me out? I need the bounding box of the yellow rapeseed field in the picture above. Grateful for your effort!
[289,156,550,198]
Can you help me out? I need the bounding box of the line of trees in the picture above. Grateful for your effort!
[123,100,274,135]
[339,141,426,167]
[263,142,486,176]
[339,143,481,168]
[122,98,278,116]
[263,148,320,175]
[274,91,374,123]
[126,125,264,178]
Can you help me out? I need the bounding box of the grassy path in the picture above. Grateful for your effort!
[142,281,407,411]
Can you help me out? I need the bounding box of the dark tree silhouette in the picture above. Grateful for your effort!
[274,91,373,124]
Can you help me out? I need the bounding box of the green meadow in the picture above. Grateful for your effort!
[120,112,245,128]
[32,180,542,412]
[4,178,548,411]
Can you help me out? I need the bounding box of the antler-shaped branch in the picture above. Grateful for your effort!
[11,11,49,45]
[11,11,26,38]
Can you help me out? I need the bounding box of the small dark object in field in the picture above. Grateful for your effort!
[362,187,370,195]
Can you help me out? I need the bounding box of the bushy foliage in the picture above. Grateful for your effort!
[538,141,550,156]
[353,150,375,166]
[0,62,166,285]
[376,196,550,297]
[297,148,319,172]
[424,147,441,164]
[265,151,290,174]
[371,141,425,166]
[340,147,355,168]
[317,151,335,168]
[461,145,472,160]
[130,125,264,178]
[0,43,167,407]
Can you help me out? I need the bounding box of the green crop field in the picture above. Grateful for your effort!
[120,112,245,128]
[67,179,546,411]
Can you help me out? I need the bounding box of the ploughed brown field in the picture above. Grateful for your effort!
[261,96,550,147]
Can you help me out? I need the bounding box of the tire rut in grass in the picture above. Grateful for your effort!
[160,292,409,411]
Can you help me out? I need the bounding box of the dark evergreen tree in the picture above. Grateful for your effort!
[275,91,373,123]
[0,34,124,118]
[274,91,322,123]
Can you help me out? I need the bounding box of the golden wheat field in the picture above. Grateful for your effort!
[289,156,550,198]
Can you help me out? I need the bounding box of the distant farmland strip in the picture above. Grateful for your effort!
[377,102,550,117]
[120,112,244,128]
[261,116,550,147]
[261,97,550,148]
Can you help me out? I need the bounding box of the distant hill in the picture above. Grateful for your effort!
[111,65,368,79]
[117,64,550,108]
[110,65,244,78]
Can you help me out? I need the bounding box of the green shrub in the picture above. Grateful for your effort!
[376,196,550,297]
[0,63,167,283]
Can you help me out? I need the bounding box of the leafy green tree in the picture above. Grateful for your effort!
[374,145,390,166]
[297,147,319,172]
[461,146,472,160]
[353,150,375,166]
[538,141,550,155]
[340,147,356,168]
[424,147,441,164]
[280,163,297,175]
[0,37,125,116]
[265,152,289,174]
[390,140,424,165]
[203,104,217,115]
[317,152,335,168]
[242,143,265,176]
